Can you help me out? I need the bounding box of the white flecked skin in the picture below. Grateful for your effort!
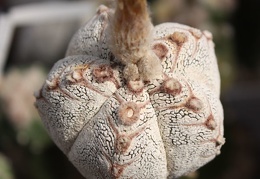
[35,4,224,179]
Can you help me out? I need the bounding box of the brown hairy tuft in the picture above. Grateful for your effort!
[108,0,163,81]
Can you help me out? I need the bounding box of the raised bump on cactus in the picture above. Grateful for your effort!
[108,0,163,81]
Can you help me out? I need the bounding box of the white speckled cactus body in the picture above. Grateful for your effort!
[35,0,225,178]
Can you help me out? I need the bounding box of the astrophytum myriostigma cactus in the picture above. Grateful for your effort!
[35,0,225,178]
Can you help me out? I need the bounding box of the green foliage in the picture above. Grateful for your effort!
[0,154,14,179]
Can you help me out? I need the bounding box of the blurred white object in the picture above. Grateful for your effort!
[0,66,46,129]
[0,1,97,75]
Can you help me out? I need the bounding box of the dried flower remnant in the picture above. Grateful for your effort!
[108,0,163,81]
[35,0,224,178]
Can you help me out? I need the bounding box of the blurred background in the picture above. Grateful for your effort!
[0,0,260,178]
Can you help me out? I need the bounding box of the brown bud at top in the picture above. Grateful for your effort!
[108,0,163,82]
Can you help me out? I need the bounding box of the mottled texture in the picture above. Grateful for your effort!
[35,2,224,179]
